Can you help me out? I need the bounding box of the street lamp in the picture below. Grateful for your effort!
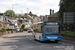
[11,4,18,33]
[27,8,29,13]
[12,4,17,18]
[32,16,35,38]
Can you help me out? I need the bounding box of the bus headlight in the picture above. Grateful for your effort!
[58,36,61,38]
[42,35,47,38]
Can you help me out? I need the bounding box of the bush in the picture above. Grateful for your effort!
[21,24,25,29]
[33,28,41,32]
[33,28,38,32]
[38,29,42,33]
[0,27,6,32]
[14,29,17,31]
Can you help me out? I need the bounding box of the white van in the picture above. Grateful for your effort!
[16,28,20,32]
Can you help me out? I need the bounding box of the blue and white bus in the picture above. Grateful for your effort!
[33,21,62,42]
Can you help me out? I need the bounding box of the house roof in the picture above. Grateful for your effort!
[33,22,42,24]
[7,17,16,20]
[48,12,59,21]
[17,21,21,24]
[0,21,10,24]
[49,12,58,17]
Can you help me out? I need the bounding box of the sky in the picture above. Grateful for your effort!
[0,0,60,16]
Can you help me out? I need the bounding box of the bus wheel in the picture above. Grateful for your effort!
[39,36,41,41]
[34,36,36,40]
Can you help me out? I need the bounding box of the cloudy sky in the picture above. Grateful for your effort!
[0,0,60,16]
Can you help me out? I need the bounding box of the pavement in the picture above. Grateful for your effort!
[0,31,75,50]
[62,35,75,42]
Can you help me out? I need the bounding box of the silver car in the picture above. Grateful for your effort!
[28,28,33,33]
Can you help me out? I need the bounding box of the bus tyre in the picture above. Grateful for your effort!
[34,36,36,40]
[39,36,41,41]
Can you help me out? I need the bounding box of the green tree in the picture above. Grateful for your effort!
[3,25,9,29]
[58,0,75,31]
[29,11,33,16]
[19,14,21,17]
[21,24,25,28]
[58,0,75,22]
[3,10,17,18]
[0,27,6,32]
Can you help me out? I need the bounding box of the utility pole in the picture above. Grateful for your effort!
[32,16,34,38]
[12,4,17,33]
[21,10,23,17]
[21,10,23,14]
[27,8,28,13]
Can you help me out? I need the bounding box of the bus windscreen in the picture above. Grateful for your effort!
[42,25,59,34]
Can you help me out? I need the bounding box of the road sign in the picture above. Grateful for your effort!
[63,12,75,24]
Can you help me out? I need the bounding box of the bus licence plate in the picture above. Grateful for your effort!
[50,40,55,41]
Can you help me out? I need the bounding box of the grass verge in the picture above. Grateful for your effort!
[61,31,75,36]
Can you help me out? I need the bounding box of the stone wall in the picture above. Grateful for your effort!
[0,31,17,37]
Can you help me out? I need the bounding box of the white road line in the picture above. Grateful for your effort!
[13,40,18,48]
[26,35,41,44]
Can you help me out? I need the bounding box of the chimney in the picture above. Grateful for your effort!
[50,9,52,15]
[53,10,54,14]
[50,9,54,15]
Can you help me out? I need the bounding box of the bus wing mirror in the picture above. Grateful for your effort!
[41,26,43,28]
[41,26,43,32]
[41,26,42,28]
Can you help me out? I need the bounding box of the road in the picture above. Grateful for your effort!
[0,31,75,50]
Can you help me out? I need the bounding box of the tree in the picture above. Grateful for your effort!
[3,10,17,18]
[19,14,21,17]
[21,24,25,29]
[29,11,33,16]
[3,25,9,29]
[0,27,6,32]
[58,0,75,31]
[58,0,75,22]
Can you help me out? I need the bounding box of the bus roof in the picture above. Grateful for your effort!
[43,21,61,23]
[43,21,61,25]
[33,21,61,25]
[33,22,42,25]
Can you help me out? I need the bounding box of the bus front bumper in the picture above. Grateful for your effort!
[41,37,62,41]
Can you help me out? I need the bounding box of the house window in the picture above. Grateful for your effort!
[25,20,27,22]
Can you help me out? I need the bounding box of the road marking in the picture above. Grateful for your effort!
[0,35,18,48]
[26,35,41,44]
[13,40,18,48]
[62,39,75,43]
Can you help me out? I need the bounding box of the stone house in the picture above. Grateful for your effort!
[48,12,59,21]
[43,9,59,21]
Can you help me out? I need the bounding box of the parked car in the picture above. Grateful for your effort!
[20,28,23,32]
[28,28,33,33]
[16,28,20,32]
